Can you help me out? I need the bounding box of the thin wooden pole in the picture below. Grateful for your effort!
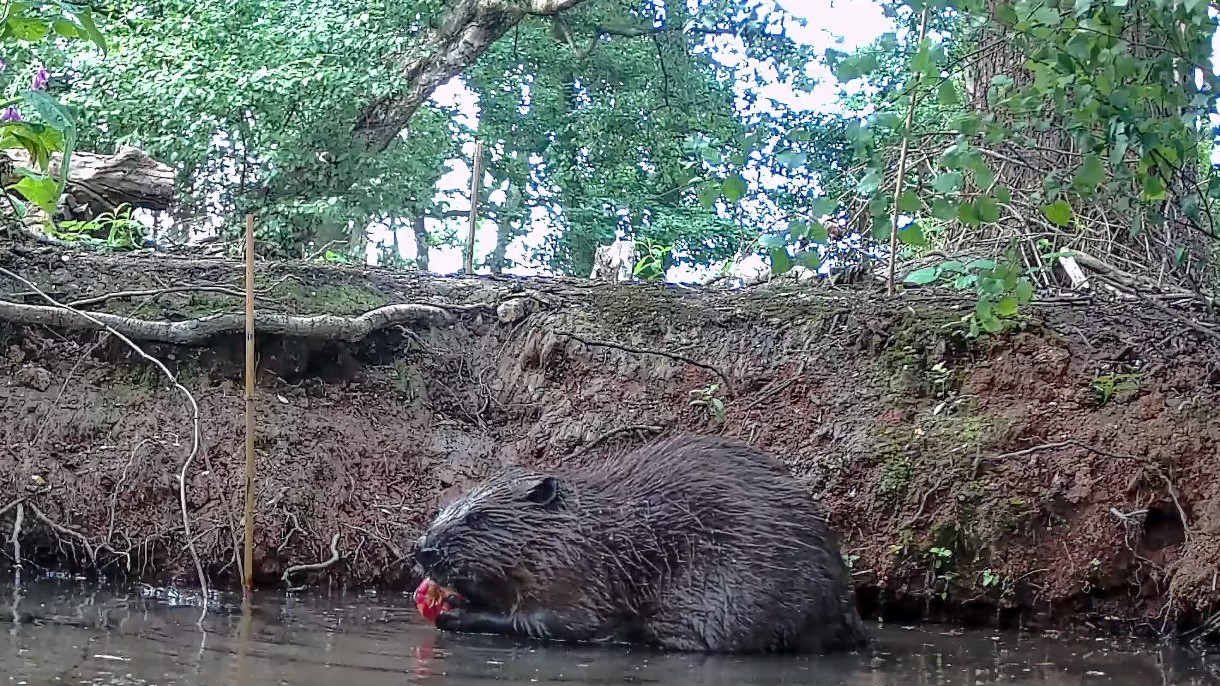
[464,140,483,274]
[242,212,256,597]
[886,7,930,296]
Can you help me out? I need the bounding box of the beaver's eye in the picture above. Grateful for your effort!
[464,511,482,526]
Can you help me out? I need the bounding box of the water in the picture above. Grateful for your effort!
[1,580,1217,685]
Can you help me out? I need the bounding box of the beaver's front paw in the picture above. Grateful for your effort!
[435,607,466,632]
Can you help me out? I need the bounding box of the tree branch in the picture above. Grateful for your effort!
[352,0,589,152]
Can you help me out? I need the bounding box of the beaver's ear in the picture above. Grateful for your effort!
[523,476,559,507]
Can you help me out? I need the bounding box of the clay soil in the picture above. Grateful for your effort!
[2,243,1220,643]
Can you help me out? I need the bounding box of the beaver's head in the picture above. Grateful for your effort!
[411,466,571,606]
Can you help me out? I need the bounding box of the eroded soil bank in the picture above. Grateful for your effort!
[2,244,1219,643]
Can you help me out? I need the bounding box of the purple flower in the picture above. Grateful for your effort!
[2,106,21,122]
[0,59,7,74]
[30,66,48,91]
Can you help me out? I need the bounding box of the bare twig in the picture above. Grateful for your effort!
[887,7,929,296]
[560,333,733,392]
[282,532,342,588]
[27,503,96,564]
[0,267,209,619]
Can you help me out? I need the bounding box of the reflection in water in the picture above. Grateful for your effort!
[0,579,1216,685]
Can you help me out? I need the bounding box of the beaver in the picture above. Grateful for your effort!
[410,433,868,654]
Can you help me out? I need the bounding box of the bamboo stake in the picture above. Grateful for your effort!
[886,8,930,296]
[464,140,483,274]
[242,212,256,597]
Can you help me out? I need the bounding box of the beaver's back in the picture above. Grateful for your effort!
[566,434,865,652]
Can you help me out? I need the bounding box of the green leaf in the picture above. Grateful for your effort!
[697,180,720,209]
[958,201,980,226]
[807,198,837,216]
[795,250,823,271]
[806,221,829,243]
[7,16,49,41]
[1015,279,1035,304]
[20,90,76,197]
[897,190,921,212]
[1031,7,1062,25]
[759,233,787,249]
[976,196,1001,223]
[997,296,1019,317]
[769,247,792,275]
[954,274,978,289]
[52,19,79,38]
[21,90,75,134]
[898,221,928,247]
[12,173,59,215]
[980,313,1004,333]
[857,168,884,196]
[931,198,958,220]
[776,151,808,169]
[1074,153,1105,192]
[77,8,108,52]
[937,80,960,106]
[1042,200,1073,227]
[1142,174,1167,201]
[931,172,964,193]
[722,173,747,203]
[940,260,966,273]
[970,159,995,189]
[905,266,940,285]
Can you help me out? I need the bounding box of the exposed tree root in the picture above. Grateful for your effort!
[0,267,210,618]
[282,532,342,590]
[0,298,452,345]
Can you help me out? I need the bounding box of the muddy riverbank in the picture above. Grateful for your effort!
[2,243,1219,643]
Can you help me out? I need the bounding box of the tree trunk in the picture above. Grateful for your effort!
[412,214,430,271]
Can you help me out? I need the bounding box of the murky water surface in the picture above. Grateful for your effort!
[0,579,1217,685]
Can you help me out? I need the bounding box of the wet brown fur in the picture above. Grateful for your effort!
[412,434,869,654]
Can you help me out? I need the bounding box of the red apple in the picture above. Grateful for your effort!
[413,577,459,623]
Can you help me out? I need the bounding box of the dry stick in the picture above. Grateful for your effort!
[886,7,929,296]
[0,267,210,622]
[242,213,257,598]
[464,139,484,274]
[282,532,342,589]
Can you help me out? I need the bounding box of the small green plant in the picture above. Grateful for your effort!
[52,203,148,249]
[905,250,1040,337]
[926,361,953,398]
[888,528,915,556]
[928,546,953,570]
[1091,371,1141,406]
[632,238,673,281]
[843,552,860,570]
[688,383,726,425]
[981,568,1001,588]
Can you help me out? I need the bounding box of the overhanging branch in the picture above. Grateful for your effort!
[351,0,589,153]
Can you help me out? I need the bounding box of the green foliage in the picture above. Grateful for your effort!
[0,0,103,221]
[688,382,726,426]
[51,202,146,249]
[632,237,674,281]
[1091,371,1142,406]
